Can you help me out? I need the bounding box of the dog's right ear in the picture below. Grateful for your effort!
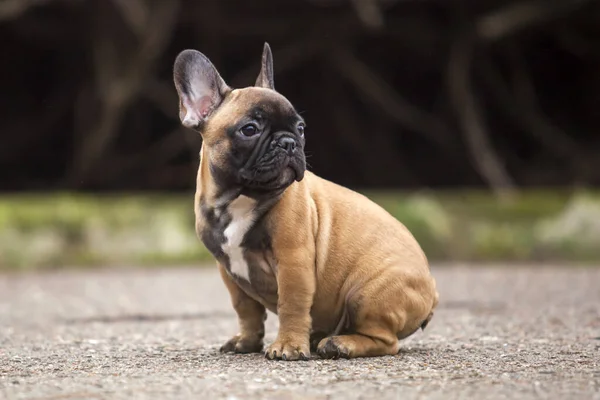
[255,42,275,90]
[173,49,231,130]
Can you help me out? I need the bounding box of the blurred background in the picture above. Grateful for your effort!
[1,0,600,270]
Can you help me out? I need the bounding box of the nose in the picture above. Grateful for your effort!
[278,137,296,155]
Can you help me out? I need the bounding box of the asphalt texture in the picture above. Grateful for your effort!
[1,264,599,400]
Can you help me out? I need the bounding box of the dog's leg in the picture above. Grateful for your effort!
[218,262,266,354]
[317,332,399,359]
[264,250,315,361]
[317,273,436,359]
[316,304,402,359]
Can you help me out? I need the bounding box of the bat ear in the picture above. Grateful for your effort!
[255,42,275,90]
[173,49,231,130]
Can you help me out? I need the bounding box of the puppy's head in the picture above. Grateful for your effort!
[173,43,306,194]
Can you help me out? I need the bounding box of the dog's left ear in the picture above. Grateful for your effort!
[255,42,275,90]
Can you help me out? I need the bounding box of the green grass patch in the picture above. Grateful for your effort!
[2,189,600,270]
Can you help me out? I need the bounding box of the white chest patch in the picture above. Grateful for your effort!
[222,195,257,282]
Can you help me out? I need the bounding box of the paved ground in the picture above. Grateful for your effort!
[1,264,599,400]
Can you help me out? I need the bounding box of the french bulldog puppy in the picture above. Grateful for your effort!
[173,43,439,361]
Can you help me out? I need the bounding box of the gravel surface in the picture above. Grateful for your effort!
[1,264,599,400]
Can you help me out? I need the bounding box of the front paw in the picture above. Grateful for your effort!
[219,334,263,354]
[264,336,310,361]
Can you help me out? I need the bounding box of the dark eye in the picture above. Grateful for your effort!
[297,123,305,137]
[240,123,259,137]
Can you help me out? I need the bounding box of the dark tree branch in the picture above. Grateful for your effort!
[330,45,455,151]
[479,53,580,160]
[477,0,595,41]
[0,0,52,21]
[350,0,385,30]
[0,0,597,191]
[67,0,180,187]
[448,36,517,200]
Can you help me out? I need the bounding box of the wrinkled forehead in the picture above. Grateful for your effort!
[210,87,300,129]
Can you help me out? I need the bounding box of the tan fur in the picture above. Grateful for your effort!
[263,170,439,358]
[184,73,439,361]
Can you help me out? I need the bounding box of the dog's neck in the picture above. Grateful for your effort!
[196,144,284,217]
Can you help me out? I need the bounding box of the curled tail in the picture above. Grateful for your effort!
[421,288,439,331]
